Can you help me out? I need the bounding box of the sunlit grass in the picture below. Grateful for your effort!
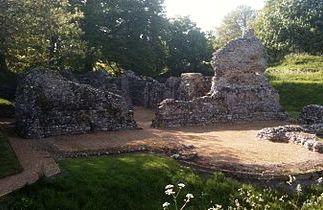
[0,98,13,106]
[266,54,323,117]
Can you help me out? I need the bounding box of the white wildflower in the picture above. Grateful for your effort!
[165,184,174,190]
[287,175,296,185]
[178,183,185,189]
[208,204,223,210]
[162,202,170,209]
[186,193,194,199]
[165,189,175,195]
[317,177,323,184]
[296,184,302,194]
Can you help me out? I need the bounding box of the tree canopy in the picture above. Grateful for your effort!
[1,0,322,75]
[0,0,85,73]
[165,17,212,76]
[71,0,168,76]
[210,5,256,50]
[253,0,323,61]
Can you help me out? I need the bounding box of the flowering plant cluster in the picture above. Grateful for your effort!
[162,176,323,210]
[163,183,194,210]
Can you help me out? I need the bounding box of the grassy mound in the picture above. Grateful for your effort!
[0,154,322,210]
[0,131,22,178]
[266,54,323,117]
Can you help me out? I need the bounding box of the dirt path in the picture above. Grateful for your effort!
[0,125,60,197]
[11,107,321,177]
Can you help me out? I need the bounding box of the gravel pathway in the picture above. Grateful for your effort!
[0,137,60,197]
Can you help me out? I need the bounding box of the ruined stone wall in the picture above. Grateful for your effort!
[16,68,137,138]
[152,30,288,128]
[177,73,211,101]
[299,105,323,125]
[75,70,212,110]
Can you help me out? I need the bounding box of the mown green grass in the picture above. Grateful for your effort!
[0,154,241,210]
[0,131,22,178]
[0,154,322,210]
[1,154,321,210]
[266,54,323,117]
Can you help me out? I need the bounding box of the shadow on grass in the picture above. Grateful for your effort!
[0,131,22,179]
[272,81,323,115]
[0,154,243,210]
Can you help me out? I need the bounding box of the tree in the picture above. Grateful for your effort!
[165,16,212,77]
[210,5,256,50]
[253,0,323,61]
[0,0,85,73]
[72,0,168,76]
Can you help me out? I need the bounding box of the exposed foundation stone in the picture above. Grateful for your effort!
[257,125,323,153]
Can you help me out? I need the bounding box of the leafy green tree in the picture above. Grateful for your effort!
[210,5,256,50]
[165,16,212,76]
[253,0,323,61]
[0,0,85,73]
[72,0,168,76]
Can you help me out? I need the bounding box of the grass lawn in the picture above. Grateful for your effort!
[0,154,238,210]
[0,131,22,178]
[266,54,323,118]
[0,154,322,210]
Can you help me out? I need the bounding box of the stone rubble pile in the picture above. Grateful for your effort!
[15,68,138,138]
[152,29,288,128]
[257,125,323,153]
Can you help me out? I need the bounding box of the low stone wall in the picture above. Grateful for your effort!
[257,125,323,153]
[16,68,137,138]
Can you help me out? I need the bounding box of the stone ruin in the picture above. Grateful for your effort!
[257,104,323,153]
[16,68,137,138]
[257,125,323,153]
[72,70,212,110]
[152,30,288,128]
[15,67,213,138]
[177,73,211,101]
[299,104,323,125]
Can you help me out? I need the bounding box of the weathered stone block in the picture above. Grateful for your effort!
[16,68,137,138]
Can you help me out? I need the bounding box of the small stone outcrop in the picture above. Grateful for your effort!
[257,125,323,153]
[16,68,137,138]
[152,29,288,128]
[299,104,323,125]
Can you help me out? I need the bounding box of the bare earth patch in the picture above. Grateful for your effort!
[7,107,323,177]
